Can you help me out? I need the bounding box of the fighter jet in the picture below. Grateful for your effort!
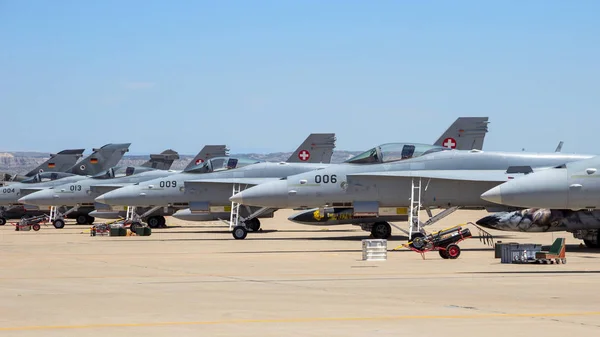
[229,143,594,240]
[1,149,84,183]
[477,155,600,248]
[95,133,337,231]
[17,146,225,229]
[0,143,131,226]
[171,117,490,225]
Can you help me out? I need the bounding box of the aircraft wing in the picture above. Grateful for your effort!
[90,184,126,195]
[348,170,519,183]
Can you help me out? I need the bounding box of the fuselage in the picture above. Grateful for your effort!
[18,170,179,207]
[97,162,331,207]
[231,150,594,209]
[0,175,87,206]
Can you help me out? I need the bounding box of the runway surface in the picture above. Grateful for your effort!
[1,209,599,336]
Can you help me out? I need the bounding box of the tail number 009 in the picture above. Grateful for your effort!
[314,174,337,184]
[159,180,177,188]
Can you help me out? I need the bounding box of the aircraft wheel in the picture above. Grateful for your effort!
[446,244,461,259]
[371,222,391,239]
[439,249,450,259]
[583,239,600,248]
[86,216,95,224]
[246,218,261,232]
[232,226,248,240]
[76,215,88,225]
[32,224,41,231]
[53,219,65,229]
[0,217,6,226]
[147,216,161,228]
[158,216,167,228]
[130,222,142,233]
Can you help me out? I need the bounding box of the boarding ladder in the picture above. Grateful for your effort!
[408,178,423,239]
[229,184,243,230]
[126,206,136,221]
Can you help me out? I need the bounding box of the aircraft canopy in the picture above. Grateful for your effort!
[91,166,154,180]
[22,172,75,183]
[345,143,449,164]
[184,157,262,174]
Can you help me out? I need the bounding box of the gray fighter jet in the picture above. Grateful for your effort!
[477,155,600,248]
[170,117,490,224]
[95,133,337,230]
[1,149,84,183]
[17,146,225,229]
[228,144,594,240]
[0,143,131,226]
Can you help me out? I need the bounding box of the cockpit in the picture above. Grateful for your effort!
[91,166,154,180]
[184,157,262,174]
[345,143,450,164]
[22,172,75,184]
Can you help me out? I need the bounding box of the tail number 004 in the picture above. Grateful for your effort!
[314,174,337,184]
[159,180,177,188]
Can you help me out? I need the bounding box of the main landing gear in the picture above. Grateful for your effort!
[371,222,392,239]
[146,215,166,228]
[76,214,95,225]
[232,218,261,240]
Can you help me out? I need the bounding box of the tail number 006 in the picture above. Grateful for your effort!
[314,174,337,184]
[159,180,177,188]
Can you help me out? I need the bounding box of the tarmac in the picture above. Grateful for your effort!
[1,209,599,336]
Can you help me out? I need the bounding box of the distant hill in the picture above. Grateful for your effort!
[0,150,363,175]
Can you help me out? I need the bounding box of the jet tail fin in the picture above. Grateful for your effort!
[67,143,131,176]
[24,149,85,177]
[286,133,336,163]
[555,141,564,153]
[141,149,180,170]
[184,145,228,170]
[434,117,489,150]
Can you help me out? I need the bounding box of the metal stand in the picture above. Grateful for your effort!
[408,178,422,239]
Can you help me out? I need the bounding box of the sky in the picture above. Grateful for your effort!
[1,0,599,155]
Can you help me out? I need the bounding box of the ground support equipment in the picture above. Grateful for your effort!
[12,214,50,232]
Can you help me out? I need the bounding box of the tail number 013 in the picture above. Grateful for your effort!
[314,174,337,184]
[159,180,177,188]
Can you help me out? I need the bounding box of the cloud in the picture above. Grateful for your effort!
[123,81,156,90]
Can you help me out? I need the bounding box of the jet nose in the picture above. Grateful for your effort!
[481,169,569,209]
[95,186,139,205]
[229,180,290,208]
[18,190,56,206]
[480,186,503,205]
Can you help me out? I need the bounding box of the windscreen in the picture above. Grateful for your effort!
[345,143,448,164]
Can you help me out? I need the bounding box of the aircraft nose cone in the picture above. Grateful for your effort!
[229,180,290,208]
[18,191,55,206]
[481,168,570,208]
[95,185,146,206]
[480,186,503,205]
